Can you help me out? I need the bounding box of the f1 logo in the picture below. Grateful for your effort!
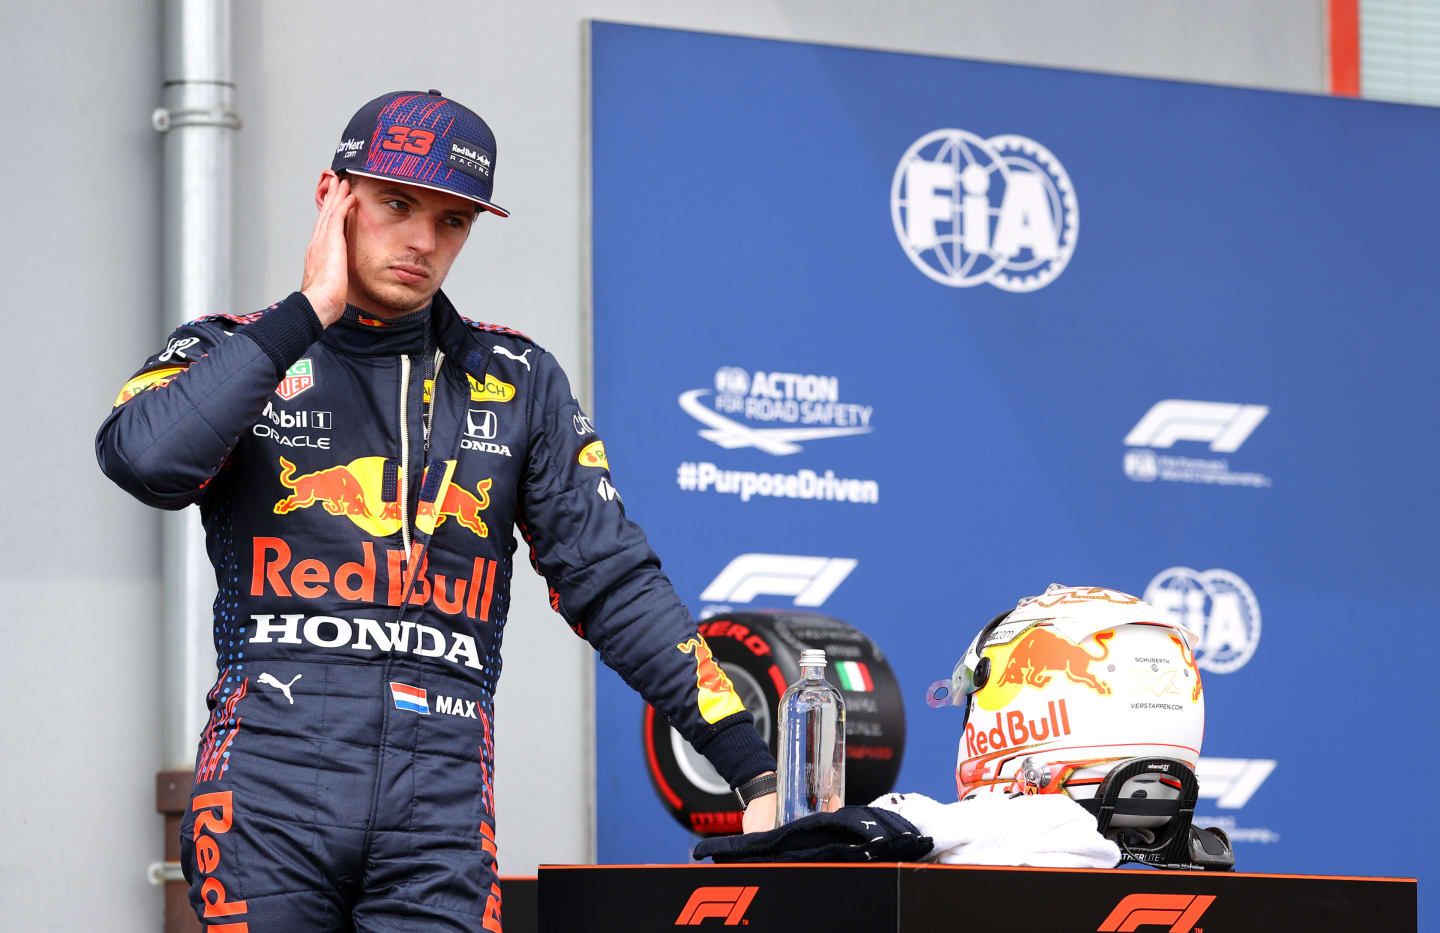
[1195,757,1276,808]
[700,554,857,607]
[675,886,758,926]
[1124,400,1268,452]
[1098,894,1215,932]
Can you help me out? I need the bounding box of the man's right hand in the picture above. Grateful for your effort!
[301,173,356,327]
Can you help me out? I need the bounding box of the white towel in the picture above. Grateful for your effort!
[869,791,1120,868]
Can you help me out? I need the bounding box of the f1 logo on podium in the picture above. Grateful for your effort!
[1098,893,1215,932]
[675,886,758,926]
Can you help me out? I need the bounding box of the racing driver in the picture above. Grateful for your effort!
[96,89,777,931]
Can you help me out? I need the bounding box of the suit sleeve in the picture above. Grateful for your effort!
[95,293,323,510]
[517,350,775,789]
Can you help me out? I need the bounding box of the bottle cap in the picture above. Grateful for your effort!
[799,649,826,668]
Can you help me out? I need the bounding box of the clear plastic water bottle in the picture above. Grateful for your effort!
[776,649,846,825]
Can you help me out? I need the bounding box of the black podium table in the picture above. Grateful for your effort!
[535,862,1415,932]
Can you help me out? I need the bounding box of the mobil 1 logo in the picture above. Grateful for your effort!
[253,401,333,449]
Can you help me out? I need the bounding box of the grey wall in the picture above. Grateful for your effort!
[0,2,168,931]
[1,2,1323,929]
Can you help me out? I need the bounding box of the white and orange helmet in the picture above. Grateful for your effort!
[927,584,1204,807]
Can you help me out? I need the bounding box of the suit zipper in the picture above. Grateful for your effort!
[399,354,412,561]
[427,351,446,446]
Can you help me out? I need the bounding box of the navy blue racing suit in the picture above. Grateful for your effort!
[96,292,773,932]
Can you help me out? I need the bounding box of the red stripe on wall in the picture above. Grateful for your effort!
[1330,0,1361,96]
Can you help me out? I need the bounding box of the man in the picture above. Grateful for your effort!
[97,89,777,932]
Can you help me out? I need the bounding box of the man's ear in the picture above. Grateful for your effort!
[314,169,341,210]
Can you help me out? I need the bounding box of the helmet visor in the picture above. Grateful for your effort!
[926,609,1010,710]
[925,654,987,709]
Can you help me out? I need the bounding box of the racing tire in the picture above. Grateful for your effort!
[643,610,906,836]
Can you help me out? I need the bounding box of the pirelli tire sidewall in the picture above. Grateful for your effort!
[643,610,906,837]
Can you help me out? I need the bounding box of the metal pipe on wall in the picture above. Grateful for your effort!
[150,0,238,927]
[153,0,237,775]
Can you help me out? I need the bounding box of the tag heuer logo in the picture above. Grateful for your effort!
[277,359,315,400]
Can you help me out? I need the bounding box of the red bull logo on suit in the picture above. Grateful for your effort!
[273,457,492,540]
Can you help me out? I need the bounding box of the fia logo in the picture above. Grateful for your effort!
[891,129,1077,291]
[1144,567,1261,674]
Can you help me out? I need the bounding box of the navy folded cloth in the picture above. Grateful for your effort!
[692,806,934,863]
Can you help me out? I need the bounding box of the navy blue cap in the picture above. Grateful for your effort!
[331,89,508,218]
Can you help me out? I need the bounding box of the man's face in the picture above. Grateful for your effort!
[336,173,479,317]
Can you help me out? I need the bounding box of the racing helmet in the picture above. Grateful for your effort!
[927,584,1204,816]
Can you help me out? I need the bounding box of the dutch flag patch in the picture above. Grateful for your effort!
[390,682,430,715]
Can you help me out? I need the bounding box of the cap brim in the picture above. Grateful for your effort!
[342,169,509,218]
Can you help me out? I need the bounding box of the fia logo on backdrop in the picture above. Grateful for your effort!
[1144,567,1262,674]
[891,129,1077,291]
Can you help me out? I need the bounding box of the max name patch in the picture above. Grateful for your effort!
[447,138,493,180]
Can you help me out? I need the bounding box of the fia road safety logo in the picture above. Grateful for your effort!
[679,367,874,456]
[891,129,1077,291]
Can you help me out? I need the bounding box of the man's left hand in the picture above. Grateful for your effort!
[741,787,777,834]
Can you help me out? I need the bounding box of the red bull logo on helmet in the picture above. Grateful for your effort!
[964,699,1073,757]
[997,628,1115,697]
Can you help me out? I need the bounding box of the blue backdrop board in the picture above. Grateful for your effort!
[588,18,1435,908]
